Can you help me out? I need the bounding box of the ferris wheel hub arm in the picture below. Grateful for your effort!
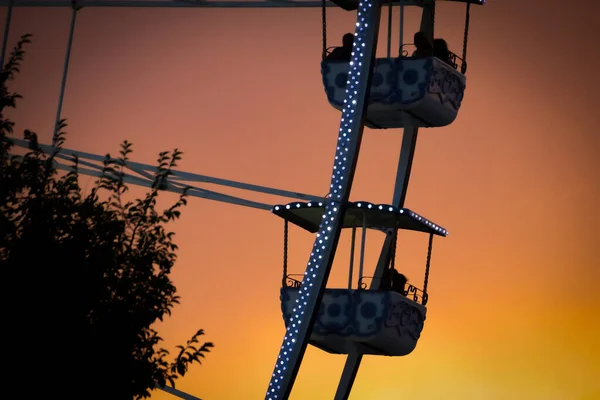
[6,138,322,211]
[334,126,420,400]
[156,383,202,400]
[265,0,383,397]
[0,0,337,7]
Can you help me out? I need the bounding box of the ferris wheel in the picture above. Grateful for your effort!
[2,0,486,399]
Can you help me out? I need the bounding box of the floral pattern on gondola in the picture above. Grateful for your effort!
[281,288,424,341]
[427,63,465,109]
[322,57,466,115]
[384,297,425,340]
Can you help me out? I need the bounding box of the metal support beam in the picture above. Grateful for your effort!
[358,212,367,287]
[0,0,484,8]
[156,384,202,400]
[53,2,80,144]
[386,0,392,58]
[399,0,404,55]
[7,138,325,212]
[9,138,325,203]
[348,227,356,289]
[333,126,419,400]
[391,126,419,207]
[264,0,382,398]
[52,159,275,210]
[419,0,434,43]
[0,0,339,7]
[0,0,13,68]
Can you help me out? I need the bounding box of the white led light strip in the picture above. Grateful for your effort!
[273,202,449,236]
[265,0,382,398]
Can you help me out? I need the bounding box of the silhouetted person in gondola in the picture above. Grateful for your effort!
[411,31,433,58]
[381,267,408,296]
[391,269,408,295]
[325,33,354,61]
[433,38,451,65]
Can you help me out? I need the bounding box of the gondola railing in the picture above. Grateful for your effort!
[358,276,429,306]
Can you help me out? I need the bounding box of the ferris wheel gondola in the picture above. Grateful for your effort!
[273,200,444,357]
[320,0,485,129]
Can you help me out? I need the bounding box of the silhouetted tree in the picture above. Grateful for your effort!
[0,34,213,399]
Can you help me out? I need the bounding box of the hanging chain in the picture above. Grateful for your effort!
[282,220,289,286]
[321,0,327,60]
[461,2,471,74]
[423,233,433,294]
[390,229,397,271]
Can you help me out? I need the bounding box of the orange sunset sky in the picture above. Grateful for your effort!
[3,0,600,399]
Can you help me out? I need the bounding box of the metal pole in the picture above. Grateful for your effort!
[9,137,325,204]
[0,0,13,69]
[282,221,289,287]
[390,126,419,207]
[334,126,419,400]
[0,0,341,8]
[348,227,356,289]
[386,0,392,57]
[265,0,382,397]
[399,0,404,56]
[358,212,366,287]
[419,0,434,44]
[53,1,79,145]
[156,384,202,400]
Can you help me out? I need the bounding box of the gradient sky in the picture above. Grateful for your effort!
[4,0,600,399]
